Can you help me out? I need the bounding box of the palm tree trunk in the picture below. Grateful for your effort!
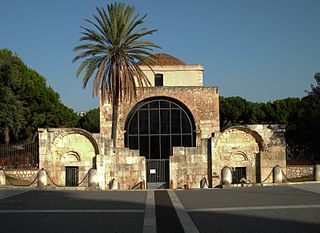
[4,126,10,145]
[111,98,119,148]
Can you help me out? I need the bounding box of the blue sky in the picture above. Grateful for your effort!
[1,0,319,111]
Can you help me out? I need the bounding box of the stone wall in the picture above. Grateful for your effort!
[212,126,261,186]
[38,128,100,186]
[208,125,286,185]
[100,86,220,147]
[38,129,145,190]
[286,165,314,179]
[248,125,286,183]
[170,144,207,189]
[97,145,146,190]
[4,169,38,184]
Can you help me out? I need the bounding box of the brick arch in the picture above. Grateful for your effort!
[51,128,99,155]
[123,95,196,131]
[102,87,219,147]
[220,125,265,152]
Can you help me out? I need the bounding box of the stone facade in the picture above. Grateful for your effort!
[212,126,261,186]
[170,143,207,189]
[211,125,286,185]
[38,128,100,186]
[96,140,145,190]
[100,86,220,147]
[37,54,287,189]
[38,129,145,190]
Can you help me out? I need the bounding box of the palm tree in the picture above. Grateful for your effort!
[73,3,160,147]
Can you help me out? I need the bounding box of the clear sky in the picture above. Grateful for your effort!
[1,0,319,111]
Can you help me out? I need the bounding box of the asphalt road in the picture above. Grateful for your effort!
[0,183,319,233]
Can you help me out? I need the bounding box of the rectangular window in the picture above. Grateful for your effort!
[155,74,163,86]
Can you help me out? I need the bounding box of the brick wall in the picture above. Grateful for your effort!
[100,86,220,148]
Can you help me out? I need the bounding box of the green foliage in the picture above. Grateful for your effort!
[220,96,302,130]
[73,2,160,147]
[287,73,320,161]
[0,49,79,143]
[77,108,100,133]
[0,50,26,143]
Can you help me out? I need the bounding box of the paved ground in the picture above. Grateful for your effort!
[0,183,319,233]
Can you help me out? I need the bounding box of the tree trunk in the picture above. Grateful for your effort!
[111,99,119,148]
[4,126,10,145]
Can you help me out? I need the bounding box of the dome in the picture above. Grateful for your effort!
[138,53,186,65]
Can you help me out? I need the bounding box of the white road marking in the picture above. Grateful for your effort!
[0,209,144,213]
[189,204,320,212]
[168,190,200,233]
[142,191,156,233]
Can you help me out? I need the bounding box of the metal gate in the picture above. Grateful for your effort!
[146,159,169,189]
[65,166,79,186]
[232,167,246,184]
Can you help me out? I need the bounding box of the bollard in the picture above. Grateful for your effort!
[88,169,99,188]
[38,169,47,188]
[108,178,118,190]
[314,164,320,181]
[221,166,232,185]
[0,170,6,186]
[273,165,282,183]
[200,177,208,188]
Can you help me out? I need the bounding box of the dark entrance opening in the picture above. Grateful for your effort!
[146,159,169,189]
[233,167,247,184]
[125,97,196,188]
[65,166,79,186]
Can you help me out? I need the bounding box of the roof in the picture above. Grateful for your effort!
[138,53,186,66]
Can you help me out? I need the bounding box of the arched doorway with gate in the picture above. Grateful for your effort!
[124,97,196,188]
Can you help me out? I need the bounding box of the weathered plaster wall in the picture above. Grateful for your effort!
[38,128,100,186]
[212,127,261,186]
[100,86,220,148]
[140,65,203,86]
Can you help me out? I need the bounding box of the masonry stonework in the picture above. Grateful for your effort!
[100,86,220,148]
[37,54,288,190]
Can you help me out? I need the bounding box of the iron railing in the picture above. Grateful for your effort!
[0,142,39,169]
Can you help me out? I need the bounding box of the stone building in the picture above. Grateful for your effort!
[38,53,286,189]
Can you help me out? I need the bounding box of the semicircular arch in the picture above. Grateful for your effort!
[219,125,265,152]
[51,128,100,155]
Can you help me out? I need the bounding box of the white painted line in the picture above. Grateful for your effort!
[143,191,156,233]
[189,204,320,212]
[168,190,200,233]
[0,209,144,213]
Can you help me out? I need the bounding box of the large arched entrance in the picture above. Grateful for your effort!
[125,97,196,188]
